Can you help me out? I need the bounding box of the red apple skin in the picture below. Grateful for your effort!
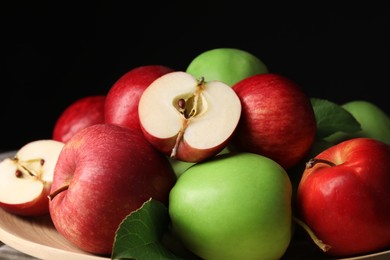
[49,123,177,255]
[297,137,390,257]
[53,95,106,143]
[139,129,228,162]
[231,73,316,170]
[0,185,51,217]
[104,65,174,130]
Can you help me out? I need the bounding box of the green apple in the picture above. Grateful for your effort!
[325,100,390,145]
[168,158,195,179]
[186,48,268,86]
[168,146,233,178]
[168,152,293,259]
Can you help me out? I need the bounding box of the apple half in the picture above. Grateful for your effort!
[138,71,242,162]
[0,139,64,216]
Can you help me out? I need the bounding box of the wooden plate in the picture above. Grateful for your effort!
[0,151,108,260]
[0,207,109,260]
[0,151,389,260]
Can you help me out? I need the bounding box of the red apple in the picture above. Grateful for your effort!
[53,95,106,143]
[231,73,317,170]
[48,123,177,255]
[138,71,242,163]
[296,137,390,257]
[0,139,64,216]
[104,65,174,130]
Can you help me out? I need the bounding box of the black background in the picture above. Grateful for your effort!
[1,2,389,151]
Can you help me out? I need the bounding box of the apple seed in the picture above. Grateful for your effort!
[12,157,46,178]
[15,169,23,178]
[178,98,186,114]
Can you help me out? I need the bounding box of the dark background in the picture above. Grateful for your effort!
[1,2,389,152]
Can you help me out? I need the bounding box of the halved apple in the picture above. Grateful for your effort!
[0,139,64,216]
[138,71,241,162]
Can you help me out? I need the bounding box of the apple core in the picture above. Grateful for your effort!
[138,71,241,162]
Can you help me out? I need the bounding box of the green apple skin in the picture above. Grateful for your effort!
[168,158,195,178]
[325,100,390,145]
[169,146,232,178]
[168,152,293,260]
[186,48,268,86]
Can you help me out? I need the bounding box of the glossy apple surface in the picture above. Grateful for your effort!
[138,71,241,163]
[48,123,177,255]
[186,47,268,86]
[0,139,64,216]
[104,65,174,130]
[169,152,293,259]
[297,137,390,257]
[53,95,106,143]
[169,146,232,178]
[325,100,390,145]
[231,73,317,170]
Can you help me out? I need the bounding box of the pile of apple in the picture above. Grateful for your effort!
[1,48,390,259]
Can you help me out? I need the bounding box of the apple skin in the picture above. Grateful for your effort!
[48,123,177,255]
[186,47,268,86]
[104,65,174,130]
[168,146,232,178]
[53,95,106,143]
[325,100,390,145]
[296,137,390,257]
[0,139,64,217]
[138,71,241,163]
[231,73,317,170]
[169,152,293,260]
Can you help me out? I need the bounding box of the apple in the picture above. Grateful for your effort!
[296,137,390,257]
[325,100,390,145]
[168,152,293,259]
[186,47,268,86]
[48,123,177,255]
[168,146,233,178]
[231,73,317,170]
[53,95,106,143]
[104,65,174,130]
[0,139,64,216]
[138,71,242,163]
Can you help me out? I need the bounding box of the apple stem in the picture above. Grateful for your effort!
[171,78,205,159]
[293,216,331,252]
[171,119,190,159]
[48,184,69,201]
[305,158,336,169]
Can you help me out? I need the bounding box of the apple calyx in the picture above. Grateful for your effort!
[305,158,336,169]
[293,217,331,252]
[171,77,207,159]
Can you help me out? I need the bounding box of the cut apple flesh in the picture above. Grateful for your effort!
[0,140,64,205]
[0,158,45,204]
[139,71,241,160]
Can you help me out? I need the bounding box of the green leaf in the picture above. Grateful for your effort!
[311,98,361,140]
[112,198,182,260]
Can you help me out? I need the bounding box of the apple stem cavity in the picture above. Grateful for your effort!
[305,158,336,169]
[293,217,331,252]
[48,184,69,201]
[171,77,206,159]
